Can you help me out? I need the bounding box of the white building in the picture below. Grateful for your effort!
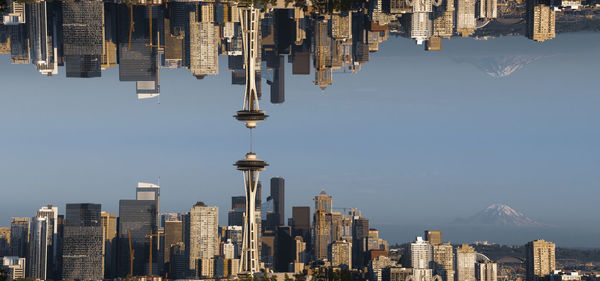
[411,236,433,269]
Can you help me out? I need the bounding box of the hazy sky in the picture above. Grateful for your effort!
[1,33,599,246]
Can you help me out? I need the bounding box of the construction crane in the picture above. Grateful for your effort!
[145,232,165,276]
[128,231,135,277]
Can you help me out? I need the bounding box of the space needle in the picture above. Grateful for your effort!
[234,5,268,276]
[234,6,268,129]
[235,151,268,274]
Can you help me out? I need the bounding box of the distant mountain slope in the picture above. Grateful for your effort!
[457,55,545,78]
[453,204,543,227]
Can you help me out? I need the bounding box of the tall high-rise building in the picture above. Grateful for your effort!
[291,206,311,246]
[410,237,432,269]
[27,217,48,280]
[136,182,161,227]
[36,205,58,276]
[164,218,183,265]
[433,243,454,281]
[225,226,243,259]
[270,177,285,226]
[456,0,477,36]
[477,0,498,19]
[476,261,498,281]
[330,239,352,269]
[62,203,104,281]
[10,218,30,258]
[425,230,442,246]
[314,190,333,213]
[526,0,556,42]
[117,200,157,277]
[352,215,370,268]
[525,240,556,281]
[101,212,117,278]
[62,0,104,77]
[184,202,218,278]
[189,5,219,78]
[456,244,477,281]
[0,227,10,256]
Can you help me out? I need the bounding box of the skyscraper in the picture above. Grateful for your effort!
[456,244,477,281]
[270,177,285,226]
[36,205,58,277]
[10,218,30,258]
[314,191,333,213]
[352,215,370,268]
[526,240,556,281]
[136,182,161,227]
[62,0,104,77]
[101,212,117,278]
[433,243,454,281]
[425,230,442,246]
[456,0,477,36]
[117,200,157,277]
[62,203,104,281]
[27,217,48,280]
[184,202,218,278]
[0,227,10,256]
[410,237,432,269]
[313,191,334,261]
[291,206,311,245]
[330,239,352,269]
[476,261,498,281]
[189,5,219,78]
[526,0,556,42]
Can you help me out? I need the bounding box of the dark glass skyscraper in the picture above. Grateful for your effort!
[62,203,104,280]
[117,200,157,277]
[270,177,285,226]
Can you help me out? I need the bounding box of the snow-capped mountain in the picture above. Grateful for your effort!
[453,204,543,227]
[456,55,545,78]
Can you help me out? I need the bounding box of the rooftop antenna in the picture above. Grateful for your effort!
[158,176,161,187]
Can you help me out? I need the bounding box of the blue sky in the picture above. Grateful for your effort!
[1,33,599,246]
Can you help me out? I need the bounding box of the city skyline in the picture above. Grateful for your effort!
[1,0,600,257]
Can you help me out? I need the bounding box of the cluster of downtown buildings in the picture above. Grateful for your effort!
[0,179,590,281]
[1,0,599,99]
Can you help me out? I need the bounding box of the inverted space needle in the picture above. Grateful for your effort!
[234,6,268,129]
[234,6,268,276]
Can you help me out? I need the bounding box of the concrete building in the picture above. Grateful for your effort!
[456,244,477,281]
[526,0,556,42]
[433,243,455,281]
[101,212,117,278]
[10,218,29,258]
[383,267,413,281]
[456,0,477,36]
[0,227,9,256]
[330,240,352,269]
[476,261,498,281]
[477,0,498,19]
[410,237,432,269]
[185,202,219,278]
[425,230,443,245]
[526,240,556,281]
[2,257,26,281]
[549,270,581,281]
[370,255,397,281]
